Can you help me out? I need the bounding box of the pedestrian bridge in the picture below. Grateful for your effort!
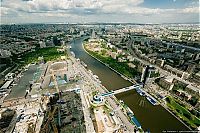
[101,84,141,97]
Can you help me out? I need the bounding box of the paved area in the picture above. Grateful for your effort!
[80,89,96,133]
[5,65,38,100]
[70,56,135,132]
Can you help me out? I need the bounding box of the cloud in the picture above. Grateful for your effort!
[1,0,143,13]
[0,6,18,17]
[0,0,199,24]
[1,0,198,15]
[182,7,199,13]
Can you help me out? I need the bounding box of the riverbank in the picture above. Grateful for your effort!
[71,37,190,132]
[166,97,199,129]
[82,43,137,84]
[81,42,146,130]
[82,39,192,131]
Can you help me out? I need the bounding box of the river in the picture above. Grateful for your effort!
[70,38,189,132]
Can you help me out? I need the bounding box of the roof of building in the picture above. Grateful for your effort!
[164,76,174,83]
[186,84,200,93]
[195,71,200,77]
[0,80,13,90]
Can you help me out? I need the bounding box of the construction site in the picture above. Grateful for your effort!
[34,59,86,133]
[0,49,139,133]
[40,91,85,133]
[0,108,16,133]
[0,53,87,133]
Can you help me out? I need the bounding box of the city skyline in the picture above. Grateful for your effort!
[0,0,199,24]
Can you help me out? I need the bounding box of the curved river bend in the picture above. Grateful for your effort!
[70,38,188,132]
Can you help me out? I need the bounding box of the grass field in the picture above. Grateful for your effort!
[84,46,140,79]
[166,96,200,129]
[15,47,66,65]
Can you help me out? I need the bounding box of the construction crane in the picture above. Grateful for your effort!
[50,69,61,127]
[40,69,61,133]
[41,106,58,133]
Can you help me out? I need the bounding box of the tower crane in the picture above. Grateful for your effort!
[40,69,62,133]
[50,69,61,127]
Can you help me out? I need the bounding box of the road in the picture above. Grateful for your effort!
[80,89,96,133]
[126,43,199,90]
[70,56,135,132]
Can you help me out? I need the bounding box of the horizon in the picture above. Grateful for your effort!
[1,21,200,25]
[0,0,199,24]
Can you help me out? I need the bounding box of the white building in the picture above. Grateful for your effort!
[70,28,75,34]
[127,55,134,62]
[61,40,65,46]
[39,41,46,48]
[91,30,96,39]
[0,49,11,57]
[80,31,84,36]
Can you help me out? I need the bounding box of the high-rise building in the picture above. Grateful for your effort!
[91,30,96,39]
[80,31,84,36]
[61,41,65,46]
[141,65,156,84]
[141,66,148,84]
[70,28,75,34]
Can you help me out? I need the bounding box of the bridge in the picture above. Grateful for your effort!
[100,84,141,97]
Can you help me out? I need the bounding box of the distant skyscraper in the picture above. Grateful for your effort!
[91,30,96,39]
[80,31,84,36]
[70,28,75,34]
[61,41,65,46]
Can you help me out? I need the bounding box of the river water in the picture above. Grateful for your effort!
[70,38,189,132]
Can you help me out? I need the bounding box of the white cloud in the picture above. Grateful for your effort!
[1,0,143,13]
[182,7,199,13]
[0,6,18,17]
[0,0,199,24]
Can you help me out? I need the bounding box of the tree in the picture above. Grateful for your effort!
[101,49,107,56]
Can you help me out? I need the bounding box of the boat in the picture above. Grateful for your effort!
[93,75,99,79]
[81,61,87,68]
[70,51,75,57]
[130,116,142,129]
[126,107,134,114]
[119,100,124,104]
[127,109,142,129]
[146,96,157,106]
[135,87,145,96]
[138,91,145,96]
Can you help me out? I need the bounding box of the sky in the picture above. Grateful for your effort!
[0,0,199,24]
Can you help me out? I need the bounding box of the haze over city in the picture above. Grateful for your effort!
[1,0,199,24]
